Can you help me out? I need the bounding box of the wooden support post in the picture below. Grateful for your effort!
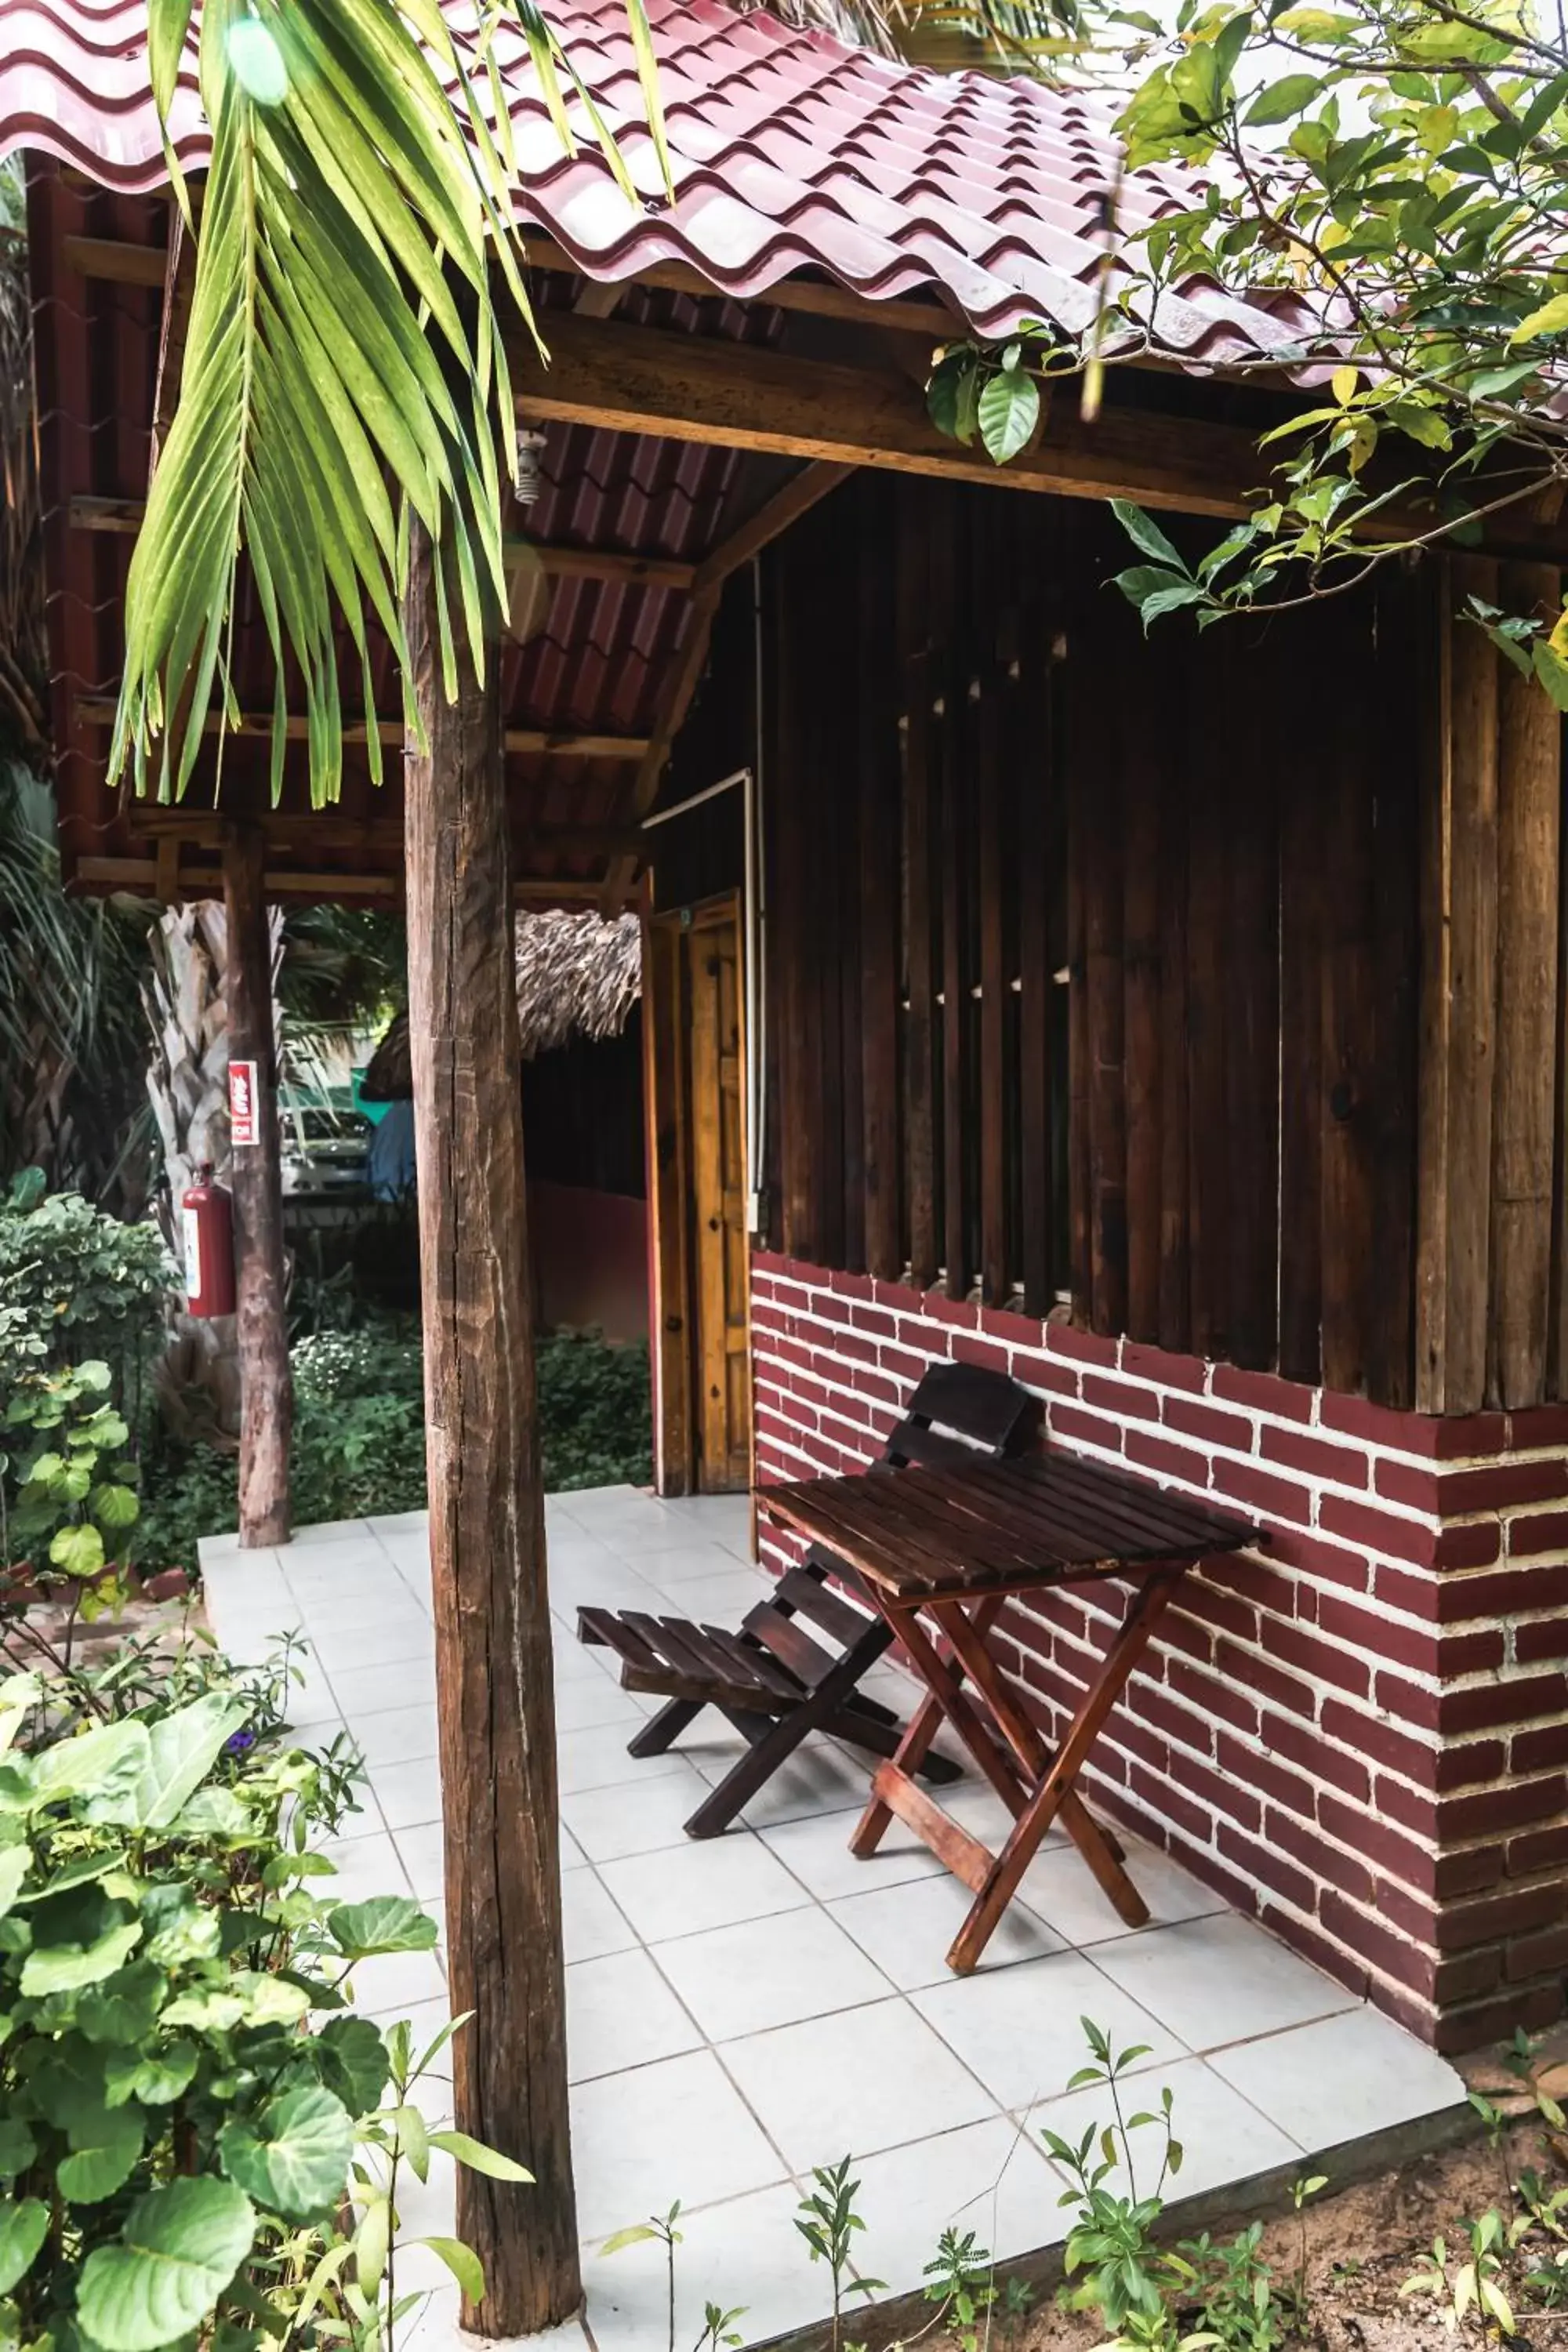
[1492,562,1563,1407]
[1416,557,1501,1414]
[401,523,579,2336]
[220,822,292,1547]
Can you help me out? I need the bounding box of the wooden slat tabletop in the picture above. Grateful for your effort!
[758,1450,1257,1601]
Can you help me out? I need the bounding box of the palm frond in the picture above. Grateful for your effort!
[114,0,670,812]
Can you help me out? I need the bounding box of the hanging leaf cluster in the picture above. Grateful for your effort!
[114,0,667,807]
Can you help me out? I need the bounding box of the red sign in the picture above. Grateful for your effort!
[228,1059,260,1148]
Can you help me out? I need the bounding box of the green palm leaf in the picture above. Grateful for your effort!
[114,0,671,811]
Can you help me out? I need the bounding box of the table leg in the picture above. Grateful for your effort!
[849,1594,1018,1858]
[946,1569,1185,1973]
[935,1599,1143,1927]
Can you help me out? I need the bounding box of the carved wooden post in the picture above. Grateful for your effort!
[401,521,580,2334]
[220,821,292,1547]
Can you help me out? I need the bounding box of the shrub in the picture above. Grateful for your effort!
[0,1629,524,2347]
[136,1322,652,1572]
[0,1178,173,1407]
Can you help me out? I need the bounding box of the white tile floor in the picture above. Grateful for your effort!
[201,1487,1465,2350]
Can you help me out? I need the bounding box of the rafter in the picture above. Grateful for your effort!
[71,695,649,761]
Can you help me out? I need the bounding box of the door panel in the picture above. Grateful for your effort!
[648,898,753,1494]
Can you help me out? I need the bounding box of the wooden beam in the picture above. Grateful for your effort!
[62,233,166,286]
[74,856,627,906]
[71,500,696,589]
[520,232,956,336]
[72,695,648,760]
[221,820,293,1547]
[512,314,1293,522]
[401,518,579,2336]
[65,229,957,339]
[691,461,855,595]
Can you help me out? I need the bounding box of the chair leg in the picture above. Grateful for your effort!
[682,1617,894,1839]
[827,1698,964,1784]
[627,1697,702,1759]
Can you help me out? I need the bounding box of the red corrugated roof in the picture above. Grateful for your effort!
[1,0,1306,365]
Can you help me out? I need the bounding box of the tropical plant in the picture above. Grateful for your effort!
[0,1636,530,2348]
[927,0,1568,688]
[795,2158,884,2352]
[1042,2016,1181,2331]
[0,1182,173,1403]
[113,0,668,811]
[0,1359,141,1609]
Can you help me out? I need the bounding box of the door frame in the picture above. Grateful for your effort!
[641,891,753,1497]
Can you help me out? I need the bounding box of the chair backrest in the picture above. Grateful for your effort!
[881,1360,1040,1472]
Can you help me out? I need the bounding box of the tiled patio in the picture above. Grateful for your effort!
[200,1489,1465,2350]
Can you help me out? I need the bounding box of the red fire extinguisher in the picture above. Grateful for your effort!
[181,1164,237,1318]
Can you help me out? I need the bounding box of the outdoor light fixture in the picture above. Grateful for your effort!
[515,427,549,506]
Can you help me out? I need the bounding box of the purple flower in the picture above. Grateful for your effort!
[224,1726,256,1756]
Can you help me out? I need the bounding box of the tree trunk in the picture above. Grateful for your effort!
[221,826,293,1547]
[402,523,579,2333]
[142,898,283,1443]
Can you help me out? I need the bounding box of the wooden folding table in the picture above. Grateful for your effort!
[757,1450,1255,1973]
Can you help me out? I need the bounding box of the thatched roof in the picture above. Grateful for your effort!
[361,910,641,1099]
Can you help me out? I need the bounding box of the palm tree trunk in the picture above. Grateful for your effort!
[143,898,283,1447]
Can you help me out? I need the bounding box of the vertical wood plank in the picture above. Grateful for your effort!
[1156,698,1190,1354]
[861,481,902,1281]
[643,909,693,1493]
[1490,561,1563,1406]
[402,524,579,2335]
[770,537,814,1260]
[1066,614,1093,1323]
[1185,629,1229,1360]
[1417,556,1500,1413]
[221,819,292,1548]
[902,488,939,1290]
[942,643,969,1299]
[1083,640,1128,1337]
[1277,654,1324,1385]
[1123,702,1161,1341]
[1319,600,1376,1395]
[977,510,1009,1308]
[1368,573,1423,1408]
[1018,528,1057,1319]
[1223,632,1279,1371]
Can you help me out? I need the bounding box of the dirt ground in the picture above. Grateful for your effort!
[977,2117,1568,2352]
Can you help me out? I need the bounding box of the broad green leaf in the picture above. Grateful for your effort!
[29,1718,151,1816]
[49,1523,105,1578]
[0,2198,47,2296]
[1534,640,1568,710]
[220,2085,355,2220]
[1243,71,1322,124]
[327,1896,439,1959]
[104,2039,199,2107]
[57,2100,145,2203]
[0,1844,28,1918]
[1512,293,1568,343]
[91,1483,140,1532]
[978,365,1041,465]
[418,2236,485,2303]
[78,1961,168,2048]
[1109,501,1189,573]
[0,2121,35,2179]
[429,2129,534,2183]
[317,2015,390,2117]
[0,1675,39,1757]
[76,2178,257,2352]
[20,1916,142,1997]
[136,1694,250,1830]
[173,1785,252,1837]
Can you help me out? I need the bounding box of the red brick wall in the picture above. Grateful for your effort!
[750,1250,1568,2054]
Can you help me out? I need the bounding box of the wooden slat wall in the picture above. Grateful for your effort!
[760,477,1490,1410]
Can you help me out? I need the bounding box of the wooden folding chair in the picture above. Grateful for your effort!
[576,1361,1042,1838]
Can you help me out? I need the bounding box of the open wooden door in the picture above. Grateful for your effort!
[644,895,753,1493]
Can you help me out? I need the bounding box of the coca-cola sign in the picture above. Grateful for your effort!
[228,1059,260,1148]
